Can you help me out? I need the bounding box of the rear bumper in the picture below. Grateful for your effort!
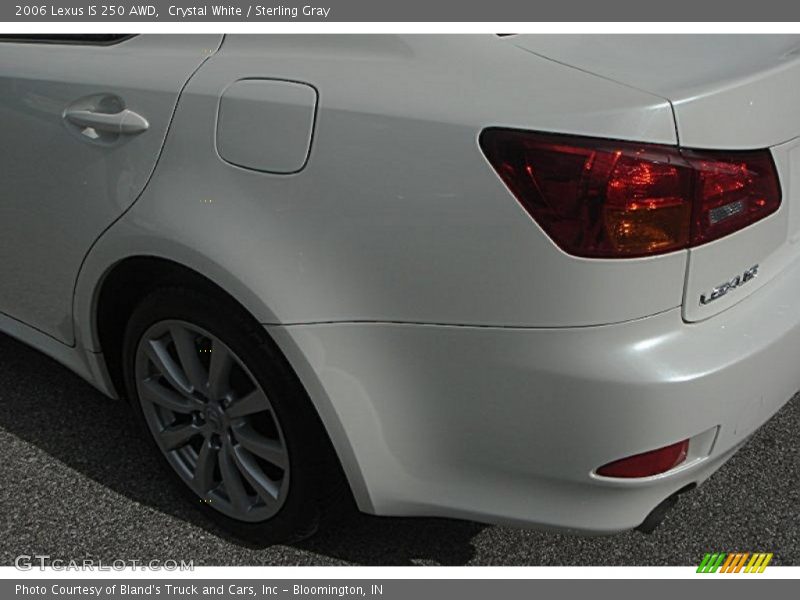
[268,258,800,533]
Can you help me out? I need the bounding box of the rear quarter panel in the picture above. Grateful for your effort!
[76,34,688,348]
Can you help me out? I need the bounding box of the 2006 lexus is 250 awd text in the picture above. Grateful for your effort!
[2,34,799,541]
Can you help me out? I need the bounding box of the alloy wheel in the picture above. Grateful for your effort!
[134,320,290,522]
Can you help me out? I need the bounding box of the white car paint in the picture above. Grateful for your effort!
[0,34,223,343]
[1,34,798,533]
[513,34,800,322]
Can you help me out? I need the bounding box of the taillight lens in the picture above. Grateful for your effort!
[596,439,689,478]
[480,129,781,258]
[684,149,782,245]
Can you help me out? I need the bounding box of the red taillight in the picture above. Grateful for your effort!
[480,129,781,258]
[683,149,782,245]
[596,439,689,479]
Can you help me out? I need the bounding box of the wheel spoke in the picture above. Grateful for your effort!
[207,339,235,399]
[225,388,268,419]
[140,378,198,414]
[232,445,281,502]
[159,422,201,451]
[145,339,192,395]
[170,326,208,393]
[192,438,218,494]
[219,441,250,512]
[234,424,288,469]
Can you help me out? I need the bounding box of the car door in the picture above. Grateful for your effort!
[0,34,223,344]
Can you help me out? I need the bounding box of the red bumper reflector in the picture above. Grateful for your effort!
[596,439,689,478]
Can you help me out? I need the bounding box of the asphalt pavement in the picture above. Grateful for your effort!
[0,331,797,566]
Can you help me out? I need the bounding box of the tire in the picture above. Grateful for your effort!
[121,285,345,544]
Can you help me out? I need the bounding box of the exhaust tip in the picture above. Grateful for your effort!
[635,484,696,534]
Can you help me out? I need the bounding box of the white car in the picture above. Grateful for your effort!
[1,33,798,541]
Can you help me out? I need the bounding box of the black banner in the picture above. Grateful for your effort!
[3,1,800,22]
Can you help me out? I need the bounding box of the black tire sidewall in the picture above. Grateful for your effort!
[121,286,325,544]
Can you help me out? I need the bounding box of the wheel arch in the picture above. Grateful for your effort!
[81,252,374,512]
[92,255,232,400]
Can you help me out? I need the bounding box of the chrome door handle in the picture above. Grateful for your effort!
[64,108,149,135]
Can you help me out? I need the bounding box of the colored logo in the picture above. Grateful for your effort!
[697,552,773,573]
